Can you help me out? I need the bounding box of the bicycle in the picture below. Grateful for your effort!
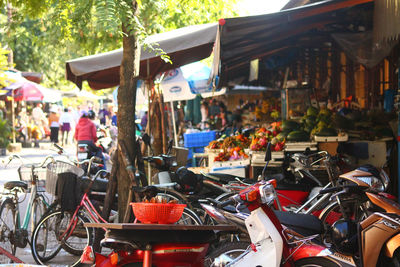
[31,163,203,266]
[0,154,56,263]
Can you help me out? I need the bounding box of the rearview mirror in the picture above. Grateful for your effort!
[265,142,272,161]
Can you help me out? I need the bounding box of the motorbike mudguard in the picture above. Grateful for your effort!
[384,233,400,258]
[292,246,356,266]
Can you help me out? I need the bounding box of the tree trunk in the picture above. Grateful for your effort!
[117,4,140,221]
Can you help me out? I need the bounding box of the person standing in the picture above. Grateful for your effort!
[48,106,60,143]
[32,103,44,124]
[98,105,110,125]
[59,108,74,145]
[200,101,209,129]
[140,111,148,129]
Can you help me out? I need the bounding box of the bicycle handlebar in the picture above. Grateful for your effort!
[6,154,56,168]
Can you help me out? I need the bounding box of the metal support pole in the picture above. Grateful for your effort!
[170,101,178,147]
[397,58,400,203]
[11,90,15,143]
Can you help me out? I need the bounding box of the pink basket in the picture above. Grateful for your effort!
[130,202,186,224]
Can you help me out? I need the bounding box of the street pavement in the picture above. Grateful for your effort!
[0,143,82,265]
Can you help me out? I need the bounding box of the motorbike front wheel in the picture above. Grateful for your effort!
[294,257,341,266]
[204,241,249,267]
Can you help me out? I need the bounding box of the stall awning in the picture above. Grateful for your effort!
[66,23,218,90]
[211,0,374,87]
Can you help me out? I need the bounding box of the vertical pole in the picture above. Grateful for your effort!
[170,101,178,147]
[146,59,152,185]
[11,90,15,143]
[397,57,400,202]
[282,67,290,120]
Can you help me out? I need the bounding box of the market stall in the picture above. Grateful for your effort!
[195,0,399,185]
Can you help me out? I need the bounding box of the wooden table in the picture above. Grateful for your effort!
[84,223,238,267]
[84,222,237,231]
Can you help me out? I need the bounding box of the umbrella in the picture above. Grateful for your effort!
[7,81,44,102]
[37,86,62,103]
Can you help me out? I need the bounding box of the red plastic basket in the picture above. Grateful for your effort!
[130,203,187,224]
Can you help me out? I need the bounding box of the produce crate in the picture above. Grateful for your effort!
[285,141,318,152]
[249,150,284,165]
[314,133,348,142]
[204,148,223,166]
[211,159,250,177]
[184,131,216,148]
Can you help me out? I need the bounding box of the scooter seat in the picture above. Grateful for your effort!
[206,173,249,184]
[274,210,324,236]
[4,181,28,191]
[80,177,108,192]
[220,207,323,237]
[275,180,314,192]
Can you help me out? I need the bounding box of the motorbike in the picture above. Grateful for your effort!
[202,178,400,266]
[82,150,400,267]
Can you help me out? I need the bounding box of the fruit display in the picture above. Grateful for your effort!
[254,98,280,121]
[208,134,250,162]
[249,124,285,152]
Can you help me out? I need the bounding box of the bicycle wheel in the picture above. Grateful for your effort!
[0,198,16,263]
[30,196,47,234]
[178,208,202,225]
[31,210,93,266]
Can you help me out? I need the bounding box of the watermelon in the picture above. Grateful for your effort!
[287,130,310,142]
[305,115,317,126]
[307,106,319,117]
[282,120,301,132]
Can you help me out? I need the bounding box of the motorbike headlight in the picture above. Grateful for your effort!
[259,183,275,204]
[357,176,385,192]
[379,169,390,191]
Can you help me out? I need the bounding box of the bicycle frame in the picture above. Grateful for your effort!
[58,188,108,242]
[17,180,51,232]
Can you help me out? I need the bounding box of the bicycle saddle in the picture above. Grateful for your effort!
[4,181,27,191]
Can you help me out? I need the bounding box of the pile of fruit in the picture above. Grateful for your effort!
[249,123,285,152]
[277,107,341,142]
[209,134,250,162]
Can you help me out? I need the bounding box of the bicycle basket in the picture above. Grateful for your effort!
[18,165,47,192]
[46,161,84,195]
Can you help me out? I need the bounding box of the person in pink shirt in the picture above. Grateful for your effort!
[74,110,105,167]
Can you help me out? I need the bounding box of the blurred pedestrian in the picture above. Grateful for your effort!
[200,100,209,129]
[98,104,110,125]
[59,108,74,145]
[48,106,60,143]
[140,111,148,129]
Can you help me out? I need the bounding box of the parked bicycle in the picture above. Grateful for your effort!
[0,155,56,263]
[31,163,202,266]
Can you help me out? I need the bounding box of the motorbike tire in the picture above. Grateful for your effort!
[294,257,341,266]
[319,198,367,227]
[204,241,249,267]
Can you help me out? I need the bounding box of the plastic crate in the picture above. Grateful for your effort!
[188,147,205,159]
[184,131,216,148]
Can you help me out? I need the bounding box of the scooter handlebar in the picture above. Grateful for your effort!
[206,197,236,208]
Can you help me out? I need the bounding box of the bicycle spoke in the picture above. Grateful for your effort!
[0,200,17,263]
